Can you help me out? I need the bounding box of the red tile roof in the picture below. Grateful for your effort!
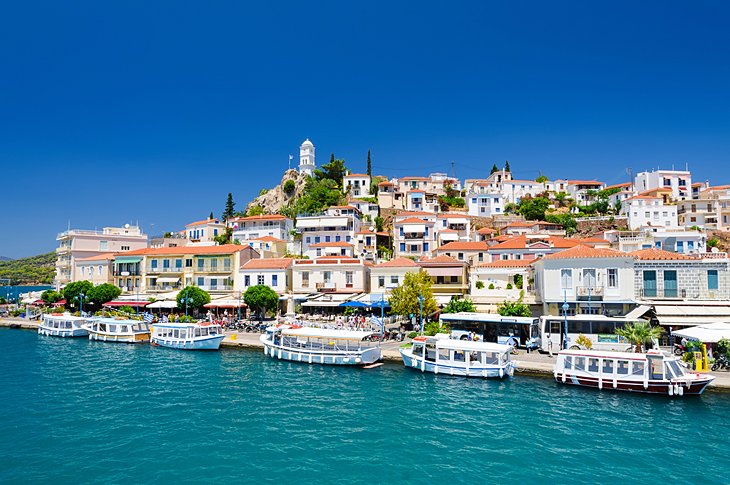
[478,260,534,268]
[605,182,632,190]
[228,214,289,222]
[376,257,419,268]
[186,218,222,227]
[242,258,295,269]
[120,244,249,256]
[76,252,118,262]
[489,235,579,251]
[400,176,429,181]
[630,248,697,261]
[477,227,497,234]
[396,211,435,217]
[344,173,369,177]
[396,217,433,224]
[437,241,490,251]
[542,245,629,260]
[568,180,603,186]
[253,236,286,243]
[418,255,465,265]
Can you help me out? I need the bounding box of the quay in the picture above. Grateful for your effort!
[2,317,728,391]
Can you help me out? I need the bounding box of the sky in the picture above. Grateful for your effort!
[1,1,729,258]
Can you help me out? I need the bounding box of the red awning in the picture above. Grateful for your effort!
[104,301,149,307]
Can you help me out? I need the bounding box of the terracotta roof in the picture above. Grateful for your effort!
[311,256,362,264]
[692,182,703,187]
[186,218,222,227]
[329,205,358,210]
[418,255,464,265]
[396,211,435,217]
[493,234,512,242]
[625,195,661,201]
[477,227,497,234]
[76,252,118,262]
[605,182,632,190]
[488,235,579,251]
[568,180,603,186]
[120,244,249,256]
[356,230,375,235]
[376,257,419,268]
[437,241,490,251]
[400,176,429,181]
[437,213,470,219]
[630,248,697,261]
[408,190,425,194]
[396,217,433,225]
[242,258,294,269]
[252,236,287,243]
[309,241,354,248]
[504,179,541,184]
[378,181,394,186]
[542,245,629,260]
[344,173,369,178]
[478,260,534,268]
[228,214,289,222]
[438,229,458,233]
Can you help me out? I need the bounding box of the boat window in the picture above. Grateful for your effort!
[425,347,436,362]
[564,356,572,369]
[453,350,465,362]
[99,323,107,332]
[616,360,629,375]
[195,328,202,337]
[485,352,498,365]
[468,351,480,364]
[574,357,585,371]
[649,359,664,380]
[667,360,684,377]
[588,358,599,373]
[664,363,676,379]
[109,325,117,333]
[631,361,645,377]
[602,359,614,374]
[173,329,179,338]
[412,343,424,356]
[438,348,450,361]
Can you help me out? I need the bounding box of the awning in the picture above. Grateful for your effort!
[672,323,730,343]
[424,267,463,277]
[156,277,181,284]
[115,256,142,264]
[301,293,354,307]
[403,223,426,233]
[435,295,456,305]
[653,304,730,327]
[624,305,652,320]
[104,301,149,307]
[204,298,246,308]
[147,300,178,309]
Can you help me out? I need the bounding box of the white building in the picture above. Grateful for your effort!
[393,212,437,258]
[467,192,503,217]
[606,228,706,256]
[566,180,606,206]
[343,173,371,198]
[299,139,316,176]
[295,206,362,259]
[634,168,692,201]
[501,179,545,204]
[185,218,226,244]
[292,256,369,297]
[239,258,293,295]
[229,214,294,244]
[621,196,678,230]
[369,257,420,297]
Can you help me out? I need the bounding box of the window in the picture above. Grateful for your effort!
[100,241,108,251]
[197,277,204,286]
[663,271,677,298]
[272,274,278,287]
[631,361,645,377]
[151,259,158,269]
[121,245,130,251]
[185,259,193,267]
[163,259,170,269]
[458,253,464,260]
[345,271,354,285]
[564,356,572,369]
[574,357,585,371]
[198,259,204,270]
[244,275,250,286]
[324,271,332,283]
[616,360,629,375]
[643,271,657,297]
[423,243,429,251]
[210,259,218,269]
[708,270,719,290]
[607,268,618,288]
[588,358,599,372]
[560,269,573,289]
[391,276,399,285]
[378,276,385,288]
[302,272,310,287]
[400,243,406,252]
[175,259,182,269]
[602,359,614,374]
[256,275,264,285]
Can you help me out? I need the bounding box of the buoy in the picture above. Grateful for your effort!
[499,368,504,378]
[562,372,567,383]
[613,379,617,389]
[678,385,684,396]
[668,384,674,396]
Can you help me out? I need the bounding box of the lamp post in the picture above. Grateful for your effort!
[562,290,569,350]
[418,293,424,335]
[238,292,243,322]
[183,287,190,317]
[78,292,85,317]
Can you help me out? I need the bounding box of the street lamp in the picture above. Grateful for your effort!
[562,289,569,350]
[418,293,424,335]
[183,287,190,317]
[78,292,85,317]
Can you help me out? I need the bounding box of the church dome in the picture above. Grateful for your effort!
[301,139,314,147]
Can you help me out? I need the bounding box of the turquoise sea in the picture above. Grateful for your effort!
[1,328,728,484]
[1,285,52,302]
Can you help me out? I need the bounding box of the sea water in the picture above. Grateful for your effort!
[0,328,728,484]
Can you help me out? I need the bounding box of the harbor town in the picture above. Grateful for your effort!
[3,140,730,393]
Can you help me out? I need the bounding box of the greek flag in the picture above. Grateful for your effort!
[143,312,154,323]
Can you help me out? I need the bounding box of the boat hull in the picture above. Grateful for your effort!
[260,337,381,366]
[554,372,714,396]
[400,349,514,378]
[151,334,225,350]
[38,327,89,338]
[89,332,150,343]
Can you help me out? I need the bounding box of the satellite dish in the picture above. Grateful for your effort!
[124,223,130,228]
[369,226,375,232]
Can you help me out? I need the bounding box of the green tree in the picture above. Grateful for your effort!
[389,270,438,320]
[504,160,511,172]
[176,286,211,314]
[41,289,63,304]
[518,196,550,220]
[443,298,476,313]
[222,192,236,220]
[283,179,296,195]
[374,216,384,232]
[707,238,720,249]
[209,211,214,219]
[497,292,531,317]
[490,163,499,174]
[366,149,372,176]
[86,283,122,310]
[246,205,265,217]
[615,322,664,353]
[213,227,233,245]
[545,213,578,235]
[314,158,348,187]
[62,280,94,310]
[244,284,280,320]
[535,174,548,183]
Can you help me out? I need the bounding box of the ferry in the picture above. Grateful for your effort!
[260,325,382,365]
[38,314,90,338]
[151,322,225,350]
[400,335,516,378]
[87,318,151,343]
[554,349,715,396]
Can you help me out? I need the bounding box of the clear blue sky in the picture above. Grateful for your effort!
[1,1,729,258]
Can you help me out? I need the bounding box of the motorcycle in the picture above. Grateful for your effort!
[673,343,687,355]
[711,354,730,372]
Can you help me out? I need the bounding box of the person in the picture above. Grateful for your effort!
[206,310,213,322]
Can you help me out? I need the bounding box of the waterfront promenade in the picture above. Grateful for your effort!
[2,317,728,391]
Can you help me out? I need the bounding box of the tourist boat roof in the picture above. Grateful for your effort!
[45,314,89,321]
[276,326,375,340]
[560,349,665,361]
[414,335,512,352]
[95,317,146,325]
[153,321,221,329]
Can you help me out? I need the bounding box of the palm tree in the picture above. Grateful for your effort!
[615,322,664,353]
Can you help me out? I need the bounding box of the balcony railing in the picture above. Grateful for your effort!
[198,285,232,292]
[576,286,604,298]
[639,288,730,300]
[195,265,232,273]
[148,285,183,292]
[316,282,336,292]
[113,270,141,276]
[146,267,185,273]
[403,234,426,240]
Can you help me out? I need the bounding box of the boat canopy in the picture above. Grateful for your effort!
[434,339,512,353]
[44,314,88,322]
[559,349,650,361]
[672,322,730,343]
[153,322,221,329]
[279,327,374,340]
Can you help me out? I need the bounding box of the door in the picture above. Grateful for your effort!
[663,271,677,298]
[643,271,657,298]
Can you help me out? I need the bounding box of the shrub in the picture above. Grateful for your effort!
[576,334,593,349]
[488,283,495,290]
[407,331,418,339]
[475,280,485,289]
[506,283,513,290]
[283,180,296,195]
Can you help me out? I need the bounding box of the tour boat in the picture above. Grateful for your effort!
[151,322,225,350]
[554,349,715,396]
[400,334,516,378]
[87,318,151,343]
[260,325,382,365]
[38,314,90,338]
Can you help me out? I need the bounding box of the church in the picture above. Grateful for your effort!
[298,139,315,176]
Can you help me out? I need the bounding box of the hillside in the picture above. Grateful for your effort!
[246,169,310,215]
[0,252,56,284]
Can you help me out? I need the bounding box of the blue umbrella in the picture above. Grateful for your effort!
[339,301,369,308]
[369,300,390,309]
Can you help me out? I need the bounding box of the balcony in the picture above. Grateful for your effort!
[639,288,729,300]
[195,265,233,273]
[146,267,185,273]
[198,285,233,292]
[148,285,183,292]
[113,270,141,277]
[316,282,336,292]
[403,233,426,240]
[576,286,604,299]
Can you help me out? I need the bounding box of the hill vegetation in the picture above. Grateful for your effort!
[0,252,56,284]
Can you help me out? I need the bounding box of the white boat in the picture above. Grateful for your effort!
[38,314,90,338]
[260,325,382,365]
[554,349,715,396]
[400,334,516,378]
[87,318,151,343]
[151,322,225,350]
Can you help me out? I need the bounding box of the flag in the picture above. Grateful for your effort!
[143,312,154,323]
[288,154,293,160]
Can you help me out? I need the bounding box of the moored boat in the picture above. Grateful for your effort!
[87,318,151,343]
[151,322,225,350]
[554,349,715,396]
[39,314,90,338]
[260,325,382,365]
[400,334,516,378]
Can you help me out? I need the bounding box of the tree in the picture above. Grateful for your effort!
[62,280,94,310]
[246,205,265,217]
[41,289,63,304]
[366,149,372,177]
[214,228,233,245]
[86,283,122,310]
[490,163,499,174]
[518,196,550,221]
[314,158,348,187]
[504,160,511,172]
[222,192,236,220]
[535,174,548,183]
[545,213,578,235]
[497,291,531,317]
[176,286,211,313]
[209,211,214,220]
[244,285,279,320]
[615,322,664,353]
[283,179,296,195]
[374,216,384,232]
[389,270,438,320]
[443,298,476,313]
[330,152,335,164]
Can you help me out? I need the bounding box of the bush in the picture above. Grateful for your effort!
[506,283,513,290]
[488,283,495,290]
[576,334,593,349]
[407,331,418,339]
[283,180,296,195]
[424,320,450,336]
[717,338,730,358]
[475,280,484,289]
